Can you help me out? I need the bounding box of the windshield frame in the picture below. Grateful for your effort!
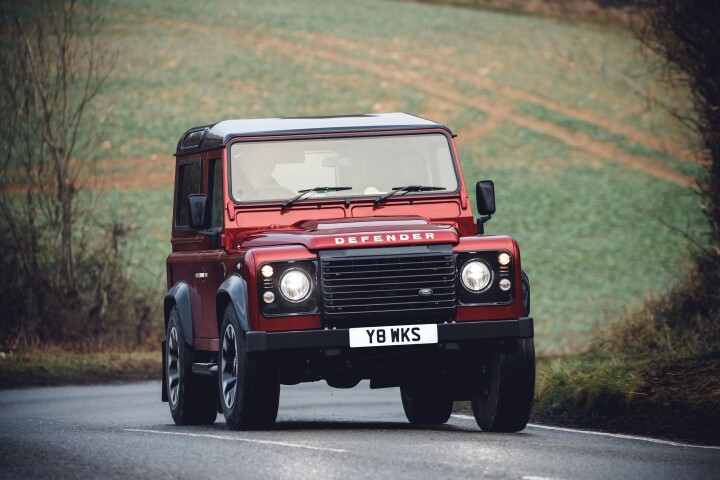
[226,129,462,206]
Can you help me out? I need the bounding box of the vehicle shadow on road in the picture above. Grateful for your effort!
[160,420,532,436]
[270,421,537,439]
[272,420,472,432]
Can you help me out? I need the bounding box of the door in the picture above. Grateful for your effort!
[168,158,204,342]
[195,158,226,343]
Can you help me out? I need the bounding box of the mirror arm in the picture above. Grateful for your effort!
[477,215,492,235]
[198,229,220,248]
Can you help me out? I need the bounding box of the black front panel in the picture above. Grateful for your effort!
[456,250,514,306]
[320,245,456,326]
[259,260,319,316]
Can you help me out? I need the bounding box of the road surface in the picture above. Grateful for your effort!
[0,381,717,479]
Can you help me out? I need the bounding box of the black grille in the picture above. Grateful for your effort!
[320,245,456,324]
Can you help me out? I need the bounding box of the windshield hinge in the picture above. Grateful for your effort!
[226,201,236,221]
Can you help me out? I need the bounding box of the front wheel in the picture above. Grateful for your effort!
[219,305,280,430]
[471,338,535,432]
[400,378,453,424]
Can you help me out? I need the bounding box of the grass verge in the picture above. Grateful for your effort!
[533,354,720,445]
[0,349,161,389]
[454,354,720,445]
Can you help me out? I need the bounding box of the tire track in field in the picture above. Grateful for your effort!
[280,30,695,164]
[117,14,695,188]
[84,153,173,190]
[5,153,174,192]
[252,32,694,187]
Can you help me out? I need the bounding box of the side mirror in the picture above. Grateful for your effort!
[188,194,210,230]
[475,180,495,235]
[476,180,496,215]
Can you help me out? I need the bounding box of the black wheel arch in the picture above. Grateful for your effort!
[521,270,530,317]
[216,274,250,334]
[164,281,194,347]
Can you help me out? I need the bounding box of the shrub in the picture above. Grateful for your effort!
[0,1,159,350]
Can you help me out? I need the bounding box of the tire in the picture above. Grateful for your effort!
[166,307,217,425]
[521,270,530,316]
[219,305,280,430]
[400,378,453,425]
[471,338,535,432]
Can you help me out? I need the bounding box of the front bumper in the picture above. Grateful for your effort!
[245,317,533,353]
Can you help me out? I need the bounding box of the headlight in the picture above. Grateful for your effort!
[460,260,492,292]
[278,269,312,303]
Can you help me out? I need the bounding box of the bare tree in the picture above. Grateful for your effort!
[638,1,719,248]
[0,1,150,347]
[632,0,720,338]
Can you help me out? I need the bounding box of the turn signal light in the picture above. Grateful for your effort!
[261,265,274,278]
[498,252,511,266]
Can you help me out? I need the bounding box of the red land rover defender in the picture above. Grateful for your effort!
[163,113,534,431]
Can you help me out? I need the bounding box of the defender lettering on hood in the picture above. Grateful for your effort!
[335,232,435,245]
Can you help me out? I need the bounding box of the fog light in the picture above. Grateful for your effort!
[498,252,511,266]
[499,279,511,291]
[263,291,275,303]
[261,265,274,278]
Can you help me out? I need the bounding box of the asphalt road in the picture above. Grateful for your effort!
[0,381,717,480]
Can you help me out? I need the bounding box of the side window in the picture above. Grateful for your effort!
[175,161,201,228]
[208,158,223,229]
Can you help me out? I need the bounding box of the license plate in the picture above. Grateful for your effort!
[349,324,438,348]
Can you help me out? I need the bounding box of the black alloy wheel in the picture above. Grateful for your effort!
[166,307,217,425]
[219,304,280,430]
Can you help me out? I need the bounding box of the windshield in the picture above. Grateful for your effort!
[229,133,459,203]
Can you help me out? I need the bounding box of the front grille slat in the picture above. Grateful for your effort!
[325,285,455,295]
[323,267,455,276]
[328,299,455,309]
[321,247,456,322]
[323,262,453,273]
[322,272,454,283]
[328,292,456,304]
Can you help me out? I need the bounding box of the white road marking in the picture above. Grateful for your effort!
[451,414,720,451]
[522,476,569,480]
[125,428,348,453]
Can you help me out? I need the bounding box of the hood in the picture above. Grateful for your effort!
[238,216,459,251]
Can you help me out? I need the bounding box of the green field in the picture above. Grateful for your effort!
[91,0,703,354]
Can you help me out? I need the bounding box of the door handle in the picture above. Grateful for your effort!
[195,272,208,279]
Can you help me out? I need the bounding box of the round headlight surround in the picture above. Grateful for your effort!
[460,260,493,293]
[278,268,312,303]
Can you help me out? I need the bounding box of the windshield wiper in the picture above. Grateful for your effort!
[374,185,446,206]
[281,186,352,211]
